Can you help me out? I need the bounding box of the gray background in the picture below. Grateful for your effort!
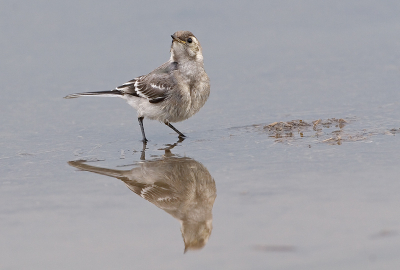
[1,1,400,269]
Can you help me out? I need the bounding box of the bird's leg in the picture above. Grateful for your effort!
[164,121,186,138]
[161,137,185,157]
[140,140,147,161]
[138,117,148,142]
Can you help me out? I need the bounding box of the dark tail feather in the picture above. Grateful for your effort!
[64,90,124,99]
[68,160,128,180]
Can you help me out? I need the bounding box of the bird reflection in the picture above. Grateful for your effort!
[68,141,216,252]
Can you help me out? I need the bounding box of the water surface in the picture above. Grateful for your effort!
[1,1,400,269]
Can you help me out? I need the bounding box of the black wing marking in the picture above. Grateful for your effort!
[115,61,178,103]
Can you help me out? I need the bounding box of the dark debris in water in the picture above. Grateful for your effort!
[260,118,359,145]
[251,117,397,145]
[388,128,400,134]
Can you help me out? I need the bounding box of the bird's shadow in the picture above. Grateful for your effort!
[68,138,216,253]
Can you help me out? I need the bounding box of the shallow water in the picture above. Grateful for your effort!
[1,1,400,269]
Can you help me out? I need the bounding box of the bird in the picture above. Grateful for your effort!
[68,146,217,252]
[64,31,210,142]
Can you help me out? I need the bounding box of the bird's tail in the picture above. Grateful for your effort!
[64,90,124,99]
[68,160,128,179]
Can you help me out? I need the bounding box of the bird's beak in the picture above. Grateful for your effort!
[171,34,186,44]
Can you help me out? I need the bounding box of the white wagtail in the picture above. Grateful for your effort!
[68,153,216,252]
[65,31,210,142]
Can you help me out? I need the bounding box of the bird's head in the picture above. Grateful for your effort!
[170,31,203,62]
[181,219,213,253]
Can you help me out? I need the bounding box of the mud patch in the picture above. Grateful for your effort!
[250,118,398,145]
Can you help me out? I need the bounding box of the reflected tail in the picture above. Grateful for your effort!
[68,160,127,179]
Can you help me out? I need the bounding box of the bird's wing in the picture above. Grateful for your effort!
[115,61,178,104]
[125,181,180,208]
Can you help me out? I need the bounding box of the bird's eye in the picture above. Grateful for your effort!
[187,38,192,43]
